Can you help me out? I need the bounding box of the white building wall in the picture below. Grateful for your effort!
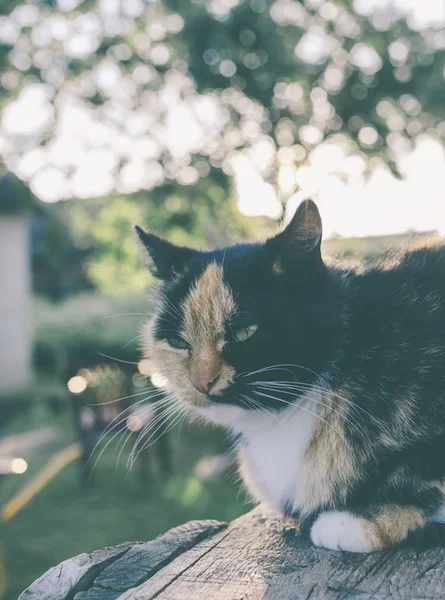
[0,215,32,394]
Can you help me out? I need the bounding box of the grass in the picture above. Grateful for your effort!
[1,404,252,600]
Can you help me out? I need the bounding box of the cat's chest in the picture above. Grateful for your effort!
[236,407,317,513]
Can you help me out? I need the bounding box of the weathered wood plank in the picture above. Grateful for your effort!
[19,543,134,600]
[76,520,226,599]
[21,508,445,600]
[143,509,445,600]
[19,520,226,600]
[117,526,231,599]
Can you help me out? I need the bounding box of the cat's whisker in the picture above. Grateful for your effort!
[128,403,184,468]
[89,406,162,475]
[239,393,274,416]
[127,398,180,468]
[86,386,154,407]
[252,384,365,438]
[89,420,130,477]
[176,411,188,439]
[88,393,173,472]
[157,290,184,320]
[238,363,320,380]
[97,352,140,366]
[278,385,370,440]
[252,380,370,428]
[90,395,159,463]
[98,390,168,436]
[114,396,178,475]
[120,396,178,470]
[131,409,185,468]
[237,366,292,380]
[251,399,274,416]
[129,395,177,456]
[157,307,182,324]
[115,419,138,472]
[249,380,377,423]
[252,390,346,443]
[235,394,257,413]
[162,297,183,319]
[290,385,377,426]
[157,316,180,328]
[123,333,144,349]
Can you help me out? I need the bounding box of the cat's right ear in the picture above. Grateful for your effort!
[135,226,195,280]
[266,199,323,275]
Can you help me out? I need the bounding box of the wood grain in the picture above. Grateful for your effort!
[20,508,445,600]
[19,520,226,600]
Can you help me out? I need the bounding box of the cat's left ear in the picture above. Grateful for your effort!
[135,226,196,280]
[267,199,323,274]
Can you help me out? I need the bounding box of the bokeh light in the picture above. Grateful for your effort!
[11,458,28,474]
[126,414,143,432]
[67,375,88,394]
[151,372,169,389]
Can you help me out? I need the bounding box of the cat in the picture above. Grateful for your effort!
[135,199,445,553]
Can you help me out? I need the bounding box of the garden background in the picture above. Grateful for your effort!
[1,1,445,597]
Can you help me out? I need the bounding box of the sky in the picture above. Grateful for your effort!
[235,136,445,239]
[2,0,445,240]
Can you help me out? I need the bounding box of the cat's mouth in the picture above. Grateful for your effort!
[170,371,307,412]
[207,374,311,413]
[175,382,242,411]
[186,381,304,427]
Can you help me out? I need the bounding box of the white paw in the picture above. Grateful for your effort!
[310,511,374,553]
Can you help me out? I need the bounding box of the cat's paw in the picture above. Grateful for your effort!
[310,511,375,553]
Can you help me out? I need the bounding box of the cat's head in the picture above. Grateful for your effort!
[136,200,342,425]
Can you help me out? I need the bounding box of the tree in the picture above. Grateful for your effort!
[67,177,265,295]
[1,1,444,292]
[1,1,444,190]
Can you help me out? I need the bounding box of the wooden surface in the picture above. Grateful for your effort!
[20,508,445,599]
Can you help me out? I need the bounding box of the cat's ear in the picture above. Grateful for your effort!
[135,226,196,279]
[267,200,323,274]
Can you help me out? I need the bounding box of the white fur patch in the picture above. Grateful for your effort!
[238,405,317,511]
[310,511,373,553]
[197,397,318,512]
[195,403,245,427]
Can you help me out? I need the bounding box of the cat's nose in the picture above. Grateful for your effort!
[192,371,220,395]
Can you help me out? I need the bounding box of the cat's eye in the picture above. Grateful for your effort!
[234,324,258,342]
[166,337,190,350]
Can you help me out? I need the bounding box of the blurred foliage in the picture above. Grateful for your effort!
[66,183,268,296]
[0,172,40,214]
[2,0,445,294]
[33,292,149,377]
[69,197,151,296]
[32,204,94,299]
[1,0,445,187]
